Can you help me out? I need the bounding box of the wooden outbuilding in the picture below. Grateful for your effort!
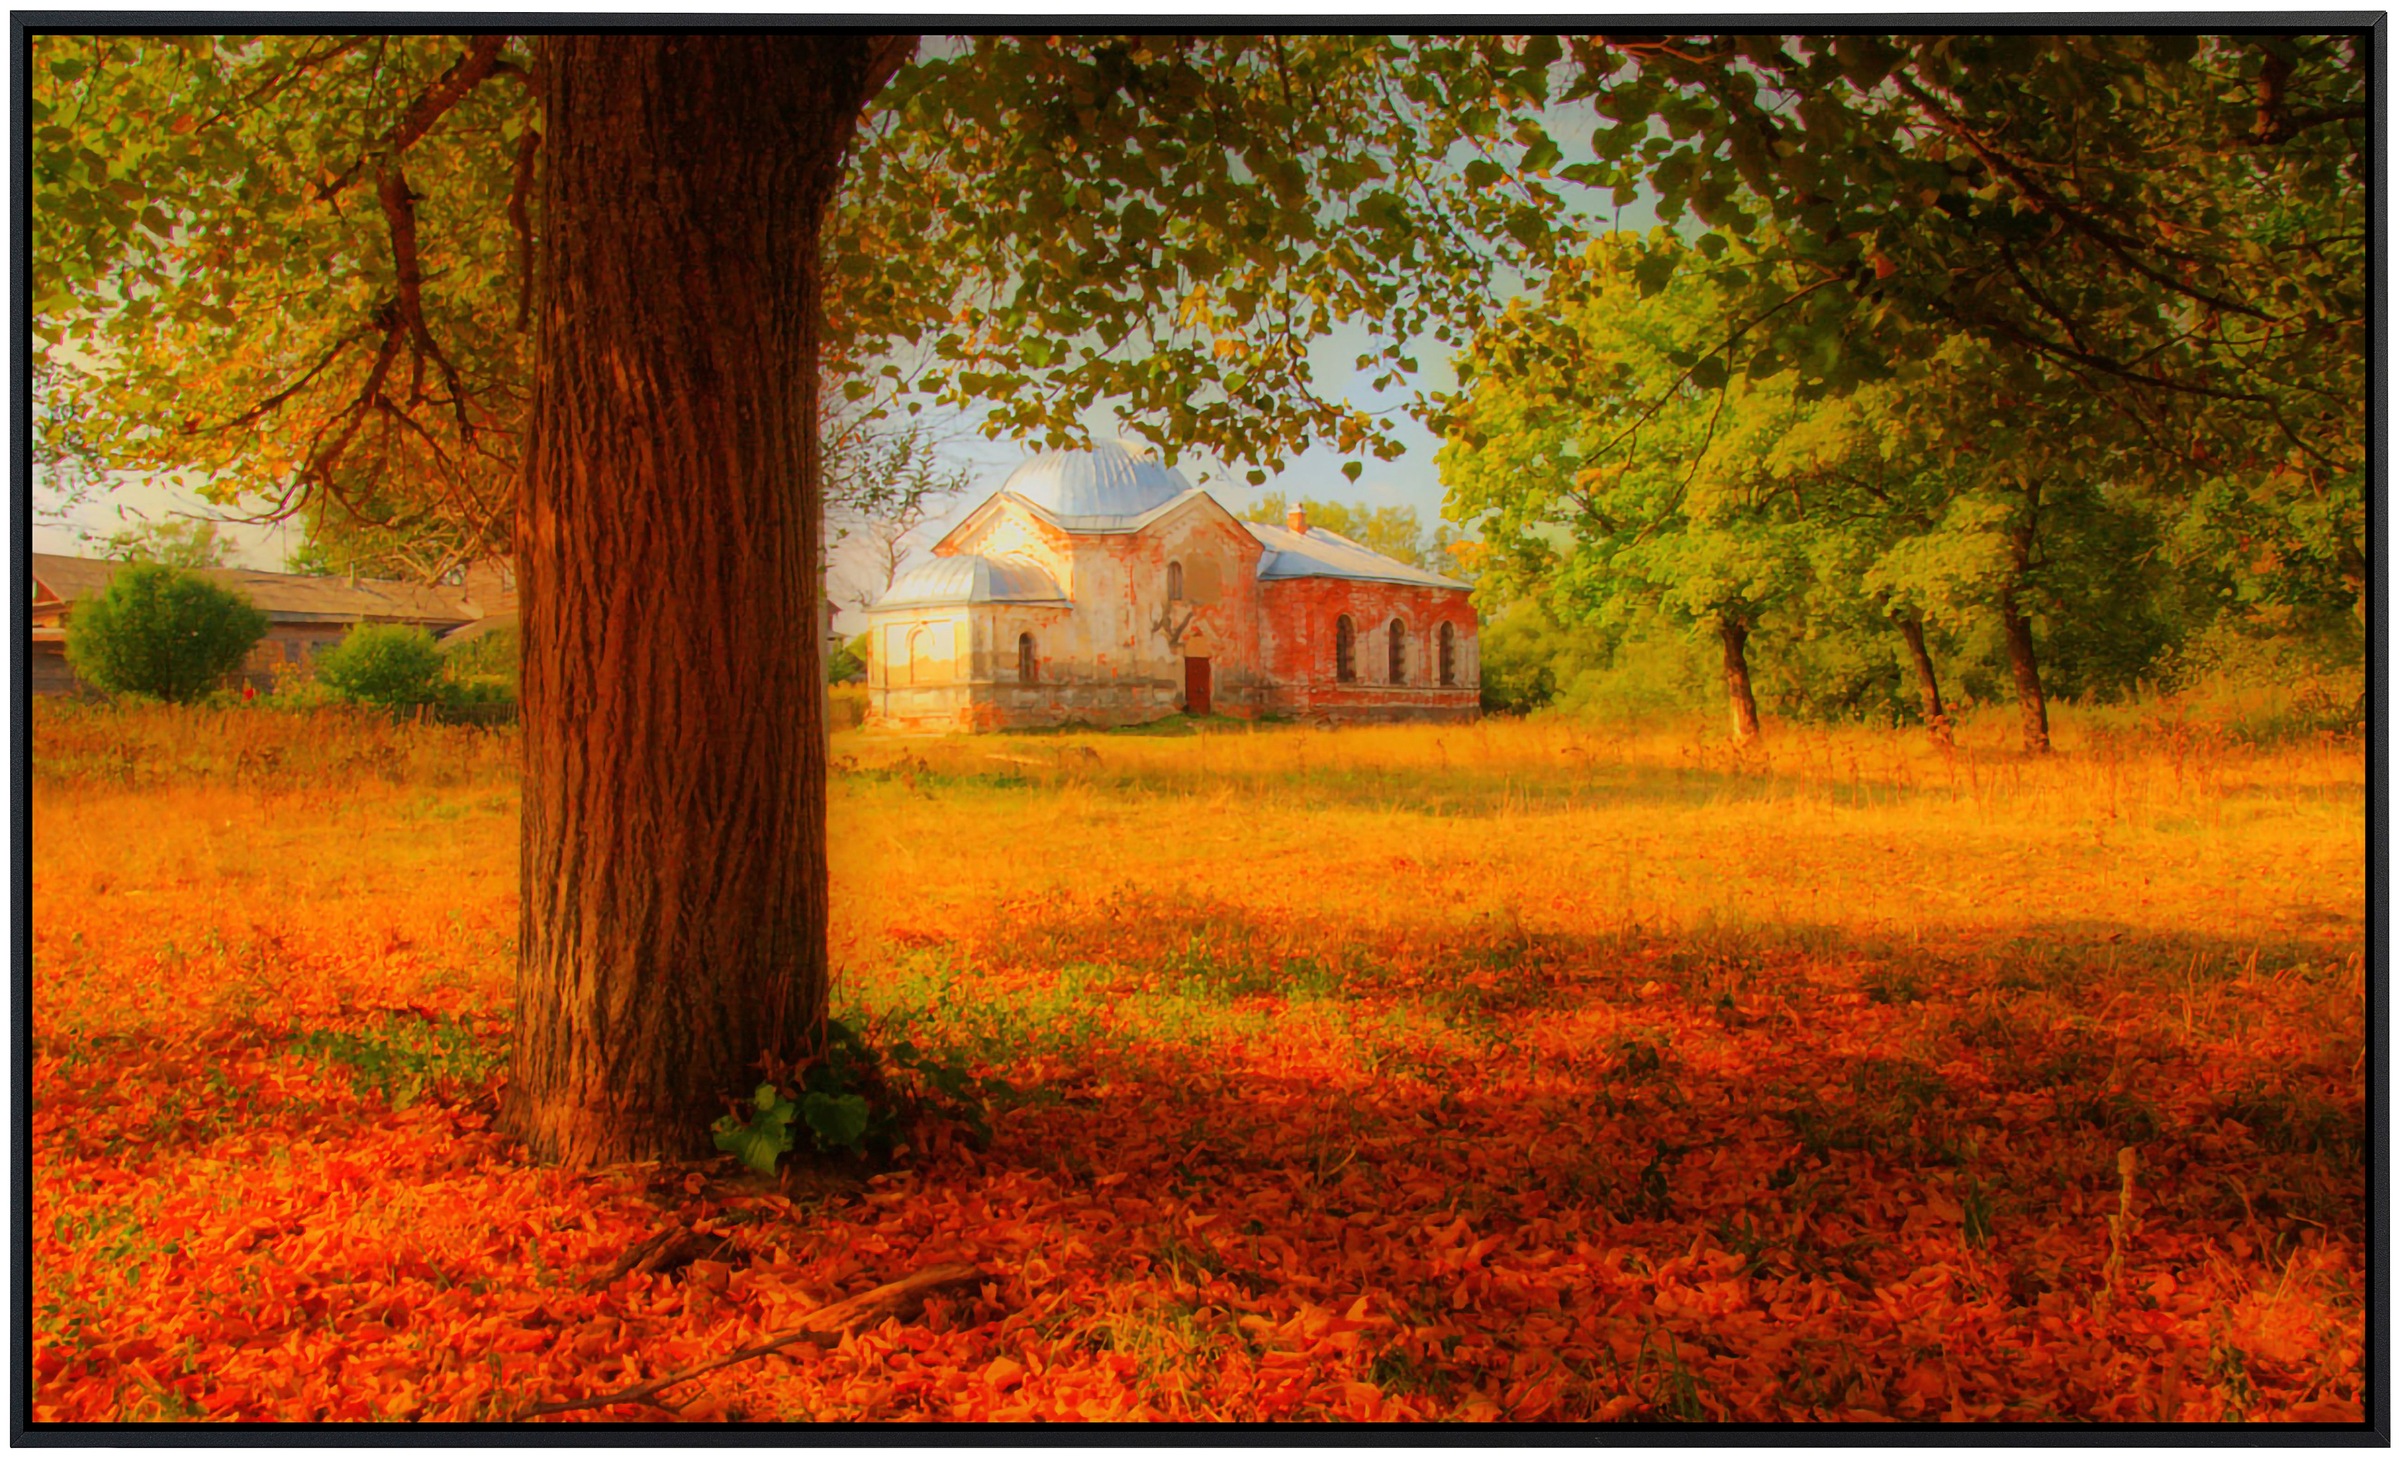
[30,553,512,696]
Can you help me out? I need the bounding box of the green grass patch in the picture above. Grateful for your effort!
[286,1012,499,1109]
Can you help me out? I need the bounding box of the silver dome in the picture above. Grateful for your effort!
[871,553,1066,611]
[997,439,1196,522]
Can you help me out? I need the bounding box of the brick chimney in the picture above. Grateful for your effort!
[461,557,518,617]
[1287,506,1308,535]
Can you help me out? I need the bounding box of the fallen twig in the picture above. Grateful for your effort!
[595,1226,680,1287]
[592,1225,730,1288]
[525,1261,983,1419]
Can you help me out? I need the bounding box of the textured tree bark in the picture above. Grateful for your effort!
[1893,610,1951,744]
[1718,613,1762,745]
[1998,480,2051,754]
[509,35,910,1167]
[1998,590,2050,754]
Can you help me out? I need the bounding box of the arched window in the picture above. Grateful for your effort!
[1018,631,1037,683]
[906,627,931,685]
[1388,618,1407,684]
[1167,560,1184,601]
[1439,621,1457,686]
[1335,615,1356,683]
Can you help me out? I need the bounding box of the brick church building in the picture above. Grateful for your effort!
[863,440,1479,730]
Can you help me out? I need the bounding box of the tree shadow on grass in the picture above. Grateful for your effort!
[834,899,2366,1417]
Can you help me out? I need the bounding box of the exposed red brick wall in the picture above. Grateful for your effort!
[1081,511,1265,714]
[1260,576,1479,721]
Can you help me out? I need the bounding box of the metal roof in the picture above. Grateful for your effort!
[871,553,1068,611]
[994,439,1196,523]
[992,484,1226,537]
[1245,521,1470,590]
[898,443,1468,594]
[31,553,478,624]
[438,609,519,648]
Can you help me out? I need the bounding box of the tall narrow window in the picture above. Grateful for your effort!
[1438,621,1457,686]
[1388,618,1408,684]
[1167,560,1184,601]
[1335,615,1356,683]
[906,627,931,685]
[1018,631,1038,683]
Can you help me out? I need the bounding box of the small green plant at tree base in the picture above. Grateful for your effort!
[711,1018,1008,1173]
[315,624,449,711]
[715,1082,868,1174]
[65,563,266,703]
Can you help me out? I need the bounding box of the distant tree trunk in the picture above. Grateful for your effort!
[2338,538,2367,626]
[508,35,911,1168]
[2000,482,2051,754]
[1718,612,1762,744]
[1893,610,1951,744]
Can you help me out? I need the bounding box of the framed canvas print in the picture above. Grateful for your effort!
[21,22,2374,1435]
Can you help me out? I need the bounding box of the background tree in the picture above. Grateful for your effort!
[100,516,237,570]
[63,564,266,702]
[1441,209,2330,753]
[1440,232,1825,744]
[1235,491,1453,572]
[1547,34,2365,622]
[822,418,971,614]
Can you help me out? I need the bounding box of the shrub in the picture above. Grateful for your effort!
[828,682,869,730]
[316,624,448,711]
[1476,602,1569,716]
[439,618,519,686]
[827,634,868,685]
[64,563,267,703]
[440,676,519,727]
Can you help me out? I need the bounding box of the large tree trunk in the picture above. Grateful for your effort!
[509,35,910,1167]
[1718,613,1762,745]
[2000,485,2051,754]
[1893,610,1951,744]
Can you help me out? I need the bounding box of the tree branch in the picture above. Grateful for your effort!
[1955,302,2271,406]
[308,317,406,489]
[1890,69,2272,324]
[185,322,376,435]
[523,1262,982,1420]
[508,127,540,330]
[316,35,508,201]
[192,35,377,135]
[377,161,479,448]
[1581,270,1845,472]
[1995,238,2092,358]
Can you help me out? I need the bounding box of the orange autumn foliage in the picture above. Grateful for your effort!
[30,701,2365,1423]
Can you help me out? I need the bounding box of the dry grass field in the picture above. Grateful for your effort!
[29,701,2366,1422]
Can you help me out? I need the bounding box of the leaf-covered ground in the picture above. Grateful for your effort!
[29,706,2366,1422]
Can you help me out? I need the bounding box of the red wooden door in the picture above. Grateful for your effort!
[1184,657,1212,716]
